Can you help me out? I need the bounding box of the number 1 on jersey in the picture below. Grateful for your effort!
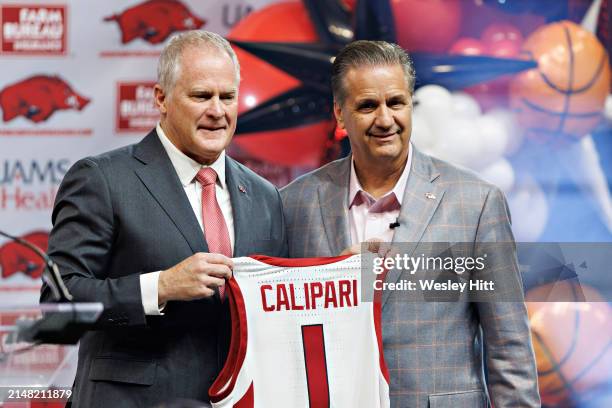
[301,324,330,408]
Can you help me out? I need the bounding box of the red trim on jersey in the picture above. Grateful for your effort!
[250,254,352,267]
[234,381,254,408]
[209,278,248,403]
[373,301,390,383]
[373,269,390,382]
[301,325,331,408]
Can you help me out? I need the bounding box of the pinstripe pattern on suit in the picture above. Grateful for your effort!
[281,147,540,408]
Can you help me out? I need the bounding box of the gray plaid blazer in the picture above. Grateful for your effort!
[280,147,540,408]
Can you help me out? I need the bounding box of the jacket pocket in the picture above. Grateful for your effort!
[89,357,156,385]
[429,390,488,408]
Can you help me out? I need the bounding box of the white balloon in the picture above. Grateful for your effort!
[433,118,483,168]
[451,92,482,118]
[605,94,612,121]
[478,158,515,193]
[413,85,452,122]
[486,108,524,156]
[414,85,453,111]
[413,85,453,135]
[472,114,510,169]
[410,110,437,151]
[507,176,549,242]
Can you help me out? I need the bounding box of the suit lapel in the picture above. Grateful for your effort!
[382,148,445,308]
[133,130,208,254]
[225,157,252,257]
[318,157,351,256]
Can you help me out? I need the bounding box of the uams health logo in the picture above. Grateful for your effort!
[105,0,205,45]
[117,82,159,132]
[1,5,67,54]
[0,159,69,211]
[0,231,48,280]
[0,75,89,123]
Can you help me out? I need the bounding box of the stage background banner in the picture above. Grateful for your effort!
[0,0,276,397]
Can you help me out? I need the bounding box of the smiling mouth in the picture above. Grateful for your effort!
[198,126,226,132]
[368,131,398,138]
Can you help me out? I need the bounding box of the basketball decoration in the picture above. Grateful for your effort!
[509,21,611,144]
[526,282,612,406]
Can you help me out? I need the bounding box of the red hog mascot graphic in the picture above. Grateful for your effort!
[0,231,49,280]
[104,0,206,44]
[0,76,90,123]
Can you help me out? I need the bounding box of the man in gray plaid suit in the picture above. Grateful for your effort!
[280,41,540,407]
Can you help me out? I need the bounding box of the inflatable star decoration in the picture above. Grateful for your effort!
[233,0,537,135]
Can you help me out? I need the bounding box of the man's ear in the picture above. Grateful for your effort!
[333,101,345,129]
[154,84,167,114]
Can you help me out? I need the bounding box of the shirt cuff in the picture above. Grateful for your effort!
[140,271,166,315]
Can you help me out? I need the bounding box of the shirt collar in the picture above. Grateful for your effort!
[156,122,226,188]
[349,143,413,208]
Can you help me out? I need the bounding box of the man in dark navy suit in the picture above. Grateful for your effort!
[41,30,287,408]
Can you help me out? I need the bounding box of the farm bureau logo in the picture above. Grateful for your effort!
[1,5,67,54]
[104,0,205,45]
[0,75,90,123]
[117,82,159,132]
[0,231,49,280]
[0,159,70,211]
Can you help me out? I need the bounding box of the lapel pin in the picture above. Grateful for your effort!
[425,192,436,200]
[238,185,247,194]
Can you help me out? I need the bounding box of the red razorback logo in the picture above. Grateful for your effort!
[0,231,49,280]
[0,75,90,123]
[104,0,206,45]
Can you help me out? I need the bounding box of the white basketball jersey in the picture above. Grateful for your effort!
[209,254,390,408]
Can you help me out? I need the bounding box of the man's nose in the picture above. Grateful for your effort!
[206,97,224,119]
[374,105,394,128]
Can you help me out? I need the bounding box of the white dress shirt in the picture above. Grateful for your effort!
[348,145,412,246]
[140,123,235,315]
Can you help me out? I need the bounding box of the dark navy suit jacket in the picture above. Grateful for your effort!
[41,130,287,407]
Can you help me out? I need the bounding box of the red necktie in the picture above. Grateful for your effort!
[195,167,231,300]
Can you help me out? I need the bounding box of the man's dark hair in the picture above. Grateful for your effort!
[331,40,416,105]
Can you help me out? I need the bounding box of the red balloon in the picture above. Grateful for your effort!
[340,0,357,13]
[450,37,512,110]
[459,1,544,40]
[487,38,521,58]
[450,27,524,110]
[449,37,486,56]
[233,123,332,168]
[227,2,332,167]
[464,80,510,112]
[481,22,524,50]
[480,23,524,53]
[228,2,318,42]
[228,1,318,116]
[392,0,463,53]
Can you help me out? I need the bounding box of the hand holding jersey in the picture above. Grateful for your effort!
[158,253,233,303]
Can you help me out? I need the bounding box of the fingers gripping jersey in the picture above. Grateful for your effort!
[209,255,390,408]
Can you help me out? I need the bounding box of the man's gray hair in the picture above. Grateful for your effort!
[157,30,240,94]
[331,40,415,105]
